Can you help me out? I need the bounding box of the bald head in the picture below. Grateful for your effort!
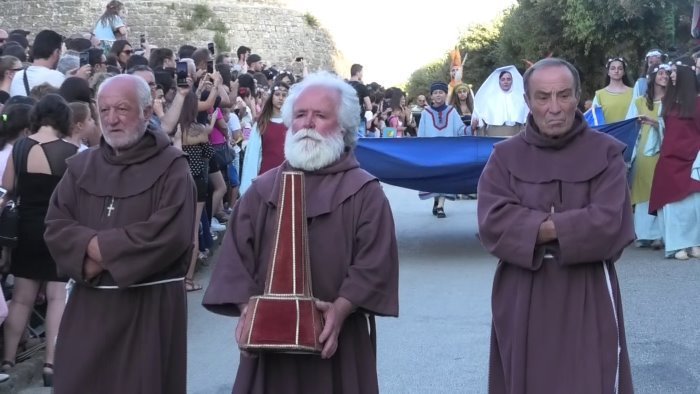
[97,75,153,152]
[0,30,8,47]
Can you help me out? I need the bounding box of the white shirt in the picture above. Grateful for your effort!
[10,65,66,97]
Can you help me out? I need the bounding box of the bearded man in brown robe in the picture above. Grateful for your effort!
[44,74,196,394]
[203,71,399,394]
[477,58,635,394]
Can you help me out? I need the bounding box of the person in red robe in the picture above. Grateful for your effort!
[44,74,196,394]
[478,58,635,394]
[203,71,399,394]
[648,56,700,260]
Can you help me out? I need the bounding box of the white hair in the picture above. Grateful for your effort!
[281,71,360,147]
[57,54,79,75]
[97,74,152,113]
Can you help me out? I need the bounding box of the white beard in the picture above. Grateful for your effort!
[284,128,345,171]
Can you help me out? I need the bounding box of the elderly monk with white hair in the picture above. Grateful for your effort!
[203,71,399,394]
[44,74,196,394]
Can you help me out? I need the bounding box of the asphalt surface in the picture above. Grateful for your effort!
[186,184,700,394]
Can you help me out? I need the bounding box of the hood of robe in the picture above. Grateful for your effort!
[253,149,377,218]
[494,111,627,183]
[67,127,187,198]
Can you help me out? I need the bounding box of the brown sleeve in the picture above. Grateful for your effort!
[477,149,550,270]
[45,169,98,282]
[550,151,635,264]
[338,181,399,317]
[202,188,265,317]
[96,158,197,287]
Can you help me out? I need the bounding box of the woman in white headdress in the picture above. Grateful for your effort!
[471,65,529,137]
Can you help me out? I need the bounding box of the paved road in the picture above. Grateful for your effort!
[186,184,700,394]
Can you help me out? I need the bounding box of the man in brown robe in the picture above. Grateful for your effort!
[44,74,196,394]
[203,71,399,394]
[477,58,635,394]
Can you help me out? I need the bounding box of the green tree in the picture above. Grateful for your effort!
[405,60,450,100]
[405,19,503,99]
[406,0,695,100]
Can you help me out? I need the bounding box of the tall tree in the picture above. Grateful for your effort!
[405,0,695,100]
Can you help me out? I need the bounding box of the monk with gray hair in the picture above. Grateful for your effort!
[45,74,196,393]
[204,71,399,394]
[478,58,635,394]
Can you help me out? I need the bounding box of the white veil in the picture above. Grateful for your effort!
[472,65,530,127]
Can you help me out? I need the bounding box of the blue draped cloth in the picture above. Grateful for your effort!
[355,119,640,194]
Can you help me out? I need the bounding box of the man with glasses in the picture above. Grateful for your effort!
[128,65,187,135]
[9,30,65,97]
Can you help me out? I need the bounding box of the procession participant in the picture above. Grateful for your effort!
[417,81,466,218]
[44,74,196,394]
[448,82,475,129]
[632,49,664,100]
[649,57,700,260]
[478,58,635,394]
[593,57,634,123]
[625,64,670,248]
[203,71,399,394]
[471,65,529,137]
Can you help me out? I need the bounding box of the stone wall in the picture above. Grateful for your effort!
[0,0,342,72]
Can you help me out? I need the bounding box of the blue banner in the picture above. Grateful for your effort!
[355,119,640,194]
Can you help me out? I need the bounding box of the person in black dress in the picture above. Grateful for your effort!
[1,94,78,386]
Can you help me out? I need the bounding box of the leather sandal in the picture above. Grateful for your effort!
[1,360,14,372]
[185,278,202,292]
[436,207,446,219]
[43,363,53,387]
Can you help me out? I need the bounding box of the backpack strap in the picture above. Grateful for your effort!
[22,68,30,97]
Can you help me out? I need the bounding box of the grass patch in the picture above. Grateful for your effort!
[213,32,229,54]
[176,3,229,34]
[303,13,319,28]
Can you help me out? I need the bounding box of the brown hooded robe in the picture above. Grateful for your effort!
[477,113,635,394]
[44,130,196,394]
[203,151,399,394]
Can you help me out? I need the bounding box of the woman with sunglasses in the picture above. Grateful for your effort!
[592,57,633,124]
[625,64,671,250]
[0,56,23,105]
[649,57,700,260]
[108,40,133,73]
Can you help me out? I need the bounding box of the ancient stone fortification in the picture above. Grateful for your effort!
[0,0,342,72]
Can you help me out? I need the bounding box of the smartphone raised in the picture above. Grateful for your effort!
[295,57,304,62]
[207,60,214,74]
[176,61,189,87]
[207,42,215,55]
[140,34,146,44]
[238,87,250,98]
[79,51,90,67]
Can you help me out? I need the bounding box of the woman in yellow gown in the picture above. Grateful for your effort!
[625,64,671,247]
[593,57,634,123]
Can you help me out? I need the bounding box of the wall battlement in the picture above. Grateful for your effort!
[0,0,340,72]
